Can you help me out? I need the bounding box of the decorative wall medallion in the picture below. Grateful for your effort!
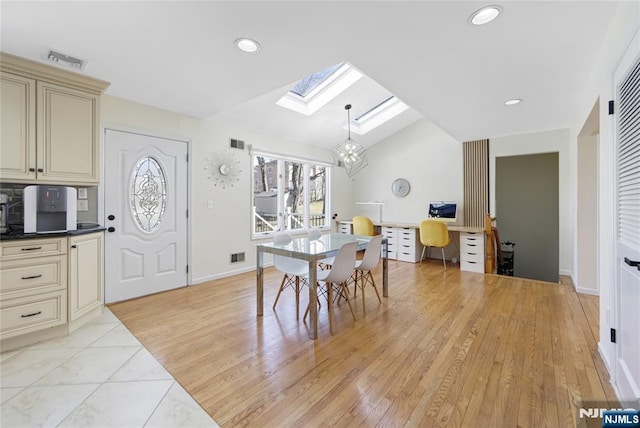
[130,156,167,233]
[205,150,242,189]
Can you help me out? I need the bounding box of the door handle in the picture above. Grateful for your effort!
[624,257,640,267]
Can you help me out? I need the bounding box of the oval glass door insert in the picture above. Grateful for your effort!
[130,156,167,233]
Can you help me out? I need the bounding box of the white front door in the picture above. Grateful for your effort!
[104,129,188,303]
[613,32,640,401]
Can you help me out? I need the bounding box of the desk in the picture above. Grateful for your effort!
[338,221,485,272]
[257,233,388,340]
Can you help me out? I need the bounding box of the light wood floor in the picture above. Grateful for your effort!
[109,260,618,427]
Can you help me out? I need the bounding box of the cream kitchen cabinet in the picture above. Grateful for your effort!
[0,237,68,340]
[68,232,103,321]
[0,231,104,350]
[0,52,109,185]
[0,72,36,182]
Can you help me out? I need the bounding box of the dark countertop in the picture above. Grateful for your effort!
[0,226,106,241]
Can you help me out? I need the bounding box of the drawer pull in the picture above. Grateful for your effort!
[21,274,43,280]
[21,247,43,251]
[21,311,42,318]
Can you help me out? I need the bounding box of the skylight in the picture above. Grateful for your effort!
[276,62,363,116]
[289,63,343,97]
[349,96,409,135]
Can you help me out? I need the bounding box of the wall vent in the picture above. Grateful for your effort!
[42,49,87,71]
[230,138,245,150]
[230,252,245,264]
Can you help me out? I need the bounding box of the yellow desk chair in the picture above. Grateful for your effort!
[353,216,375,236]
[419,220,451,270]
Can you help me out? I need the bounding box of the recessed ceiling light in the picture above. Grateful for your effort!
[235,38,260,53]
[504,98,523,106]
[469,5,503,25]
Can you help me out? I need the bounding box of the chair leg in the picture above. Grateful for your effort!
[295,277,300,320]
[340,281,357,321]
[327,281,334,334]
[272,274,288,310]
[421,246,426,263]
[361,278,366,314]
[441,248,447,270]
[368,271,382,303]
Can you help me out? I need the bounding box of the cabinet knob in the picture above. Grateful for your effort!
[108,227,116,233]
[107,215,115,221]
[29,167,35,172]
[71,245,77,249]
[37,168,44,173]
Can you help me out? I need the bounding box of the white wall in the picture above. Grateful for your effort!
[568,1,640,382]
[490,128,571,276]
[190,113,352,283]
[351,119,463,225]
[100,95,353,285]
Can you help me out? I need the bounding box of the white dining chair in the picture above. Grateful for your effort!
[353,235,383,313]
[304,241,358,333]
[272,232,308,319]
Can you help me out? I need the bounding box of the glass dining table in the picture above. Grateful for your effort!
[256,233,388,339]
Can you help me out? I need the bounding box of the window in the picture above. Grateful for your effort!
[350,96,410,135]
[252,153,331,237]
[130,156,166,233]
[276,62,363,116]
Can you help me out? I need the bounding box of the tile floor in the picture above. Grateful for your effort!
[0,308,220,427]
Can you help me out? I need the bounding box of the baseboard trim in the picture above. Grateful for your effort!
[598,342,613,374]
[575,287,600,296]
[191,263,271,285]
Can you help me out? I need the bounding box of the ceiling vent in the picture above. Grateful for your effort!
[230,138,245,150]
[42,49,87,71]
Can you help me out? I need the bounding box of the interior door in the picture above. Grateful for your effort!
[104,129,188,303]
[613,32,640,401]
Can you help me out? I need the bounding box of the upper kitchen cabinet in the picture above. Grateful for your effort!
[0,53,110,185]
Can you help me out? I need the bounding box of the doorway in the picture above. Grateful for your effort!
[495,152,559,283]
[577,101,599,294]
[103,129,188,303]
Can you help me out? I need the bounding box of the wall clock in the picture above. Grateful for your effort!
[204,150,242,189]
[392,178,411,197]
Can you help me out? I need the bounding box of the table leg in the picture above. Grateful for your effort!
[308,258,318,339]
[257,246,264,316]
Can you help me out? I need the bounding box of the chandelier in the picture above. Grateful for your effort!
[332,104,367,176]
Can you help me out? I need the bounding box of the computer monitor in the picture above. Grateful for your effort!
[427,202,457,223]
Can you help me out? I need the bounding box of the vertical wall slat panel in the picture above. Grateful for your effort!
[463,139,489,227]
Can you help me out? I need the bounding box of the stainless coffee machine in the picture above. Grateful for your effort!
[0,193,8,234]
[24,185,77,234]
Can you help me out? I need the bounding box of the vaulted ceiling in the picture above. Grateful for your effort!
[1,1,619,148]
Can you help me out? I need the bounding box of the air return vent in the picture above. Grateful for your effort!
[230,138,245,150]
[42,49,87,71]
[230,252,245,264]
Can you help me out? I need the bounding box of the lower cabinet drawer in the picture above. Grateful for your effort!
[461,260,484,273]
[339,223,352,234]
[461,250,484,263]
[1,291,67,339]
[398,251,418,263]
[0,256,67,299]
